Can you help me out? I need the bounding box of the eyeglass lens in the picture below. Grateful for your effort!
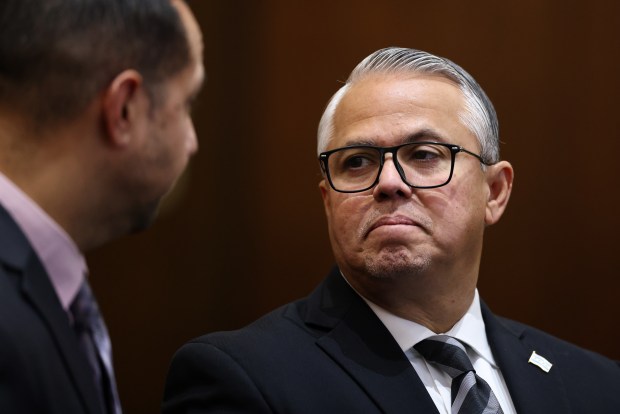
[327,143,453,192]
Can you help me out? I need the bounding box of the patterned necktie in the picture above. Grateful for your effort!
[70,281,122,414]
[414,335,503,414]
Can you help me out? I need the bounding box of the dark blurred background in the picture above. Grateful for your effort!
[86,1,620,412]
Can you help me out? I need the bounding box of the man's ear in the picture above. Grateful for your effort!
[101,70,143,147]
[484,160,514,226]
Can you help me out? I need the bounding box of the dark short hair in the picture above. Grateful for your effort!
[0,0,191,125]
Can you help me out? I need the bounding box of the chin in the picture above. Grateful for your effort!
[364,247,431,279]
[128,199,161,234]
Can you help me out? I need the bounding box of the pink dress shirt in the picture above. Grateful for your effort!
[0,172,86,310]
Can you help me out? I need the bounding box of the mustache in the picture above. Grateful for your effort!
[358,206,433,239]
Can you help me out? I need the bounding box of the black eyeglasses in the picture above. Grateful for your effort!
[319,141,490,193]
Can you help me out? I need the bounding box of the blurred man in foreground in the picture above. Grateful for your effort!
[0,0,204,412]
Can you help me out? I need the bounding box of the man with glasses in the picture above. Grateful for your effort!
[164,47,620,413]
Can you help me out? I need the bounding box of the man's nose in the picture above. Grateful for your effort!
[372,155,413,200]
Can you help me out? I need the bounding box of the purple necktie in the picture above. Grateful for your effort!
[70,281,122,414]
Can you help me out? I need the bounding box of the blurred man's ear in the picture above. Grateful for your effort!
[101,70,143,148]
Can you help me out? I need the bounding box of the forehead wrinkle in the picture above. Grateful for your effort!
[339,128,449,149]
[403,129,449,144]
[340,138,378,147]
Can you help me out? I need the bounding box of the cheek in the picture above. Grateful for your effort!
[162,114,194,166]
[420,178,487,243]
[328,196,369,243]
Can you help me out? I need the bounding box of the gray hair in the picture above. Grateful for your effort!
[317,47,500,164]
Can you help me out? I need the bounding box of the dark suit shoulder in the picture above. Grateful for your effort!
[191,300,308,344]
[179,299,321,376]
[487,312,620,413]
[163,289,393,414]
[497,314,620,372]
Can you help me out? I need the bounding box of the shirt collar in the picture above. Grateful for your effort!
[341,273,497,368]
[0,172,86,310]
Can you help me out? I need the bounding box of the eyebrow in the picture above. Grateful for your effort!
[343,128,448,147]
[194,72,207,95]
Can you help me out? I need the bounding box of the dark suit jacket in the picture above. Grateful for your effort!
[0,205,104,414]
[164,267,620,413]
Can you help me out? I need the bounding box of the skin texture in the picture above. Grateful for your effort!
[0,0,205,252]
[319,73,513,333]
[94,0,205,240]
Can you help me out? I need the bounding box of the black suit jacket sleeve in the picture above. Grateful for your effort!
[163,341,272,413]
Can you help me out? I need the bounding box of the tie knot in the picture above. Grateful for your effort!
[69,281,99,332]
[414,335,474,378]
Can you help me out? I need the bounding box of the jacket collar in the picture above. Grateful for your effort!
[482,301,571,413]
[301,267,573,413]
[0,205,104,414]
[300,267,439,413]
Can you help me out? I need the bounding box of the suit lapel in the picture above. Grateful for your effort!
[0,206,103,414]
[21,257,104,414]
[483,303,571,413]
[302,269,576,413]
[305,269,439,414]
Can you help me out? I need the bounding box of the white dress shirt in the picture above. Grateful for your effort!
[360,288,517,414]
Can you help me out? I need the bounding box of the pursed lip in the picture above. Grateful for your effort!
[366,215,420,237]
